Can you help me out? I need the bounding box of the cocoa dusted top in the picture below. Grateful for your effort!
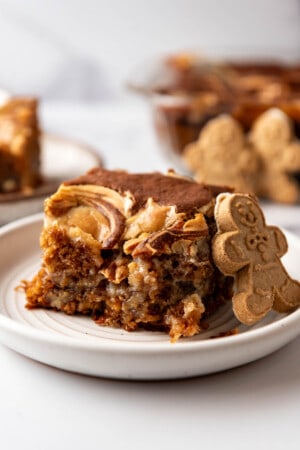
[64,168,230,213]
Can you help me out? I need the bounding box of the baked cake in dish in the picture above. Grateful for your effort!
[23,168,233,341]
[0,96,40,194]
[146,53,300,155]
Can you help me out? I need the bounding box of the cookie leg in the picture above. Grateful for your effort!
[273,278,300,312]
[232,289,274,325]
[232,265,274,325]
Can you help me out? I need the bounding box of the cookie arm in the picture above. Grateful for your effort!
[268,226,288,257]
[183,142,202,172]
[213,231,250,275]
[281,142,300,172]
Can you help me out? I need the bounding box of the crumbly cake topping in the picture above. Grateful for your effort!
[64,168,227,214]
[44,169,229,252]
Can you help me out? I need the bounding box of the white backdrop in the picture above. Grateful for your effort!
[0,0,299,100]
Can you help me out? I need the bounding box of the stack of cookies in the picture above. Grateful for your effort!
[183,108,300,204]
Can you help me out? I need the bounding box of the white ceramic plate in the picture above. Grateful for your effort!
[0,214,299,380]
[261,201,300,231]
[0,134,102,225]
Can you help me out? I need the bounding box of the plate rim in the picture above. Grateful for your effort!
[0,213,300,355]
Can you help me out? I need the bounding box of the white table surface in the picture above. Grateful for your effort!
[1,100,300,450]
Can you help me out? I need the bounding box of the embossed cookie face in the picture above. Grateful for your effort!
[230,196,262,230]
[229,195,277,263]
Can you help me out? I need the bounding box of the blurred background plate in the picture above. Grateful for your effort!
[0,133,102,226]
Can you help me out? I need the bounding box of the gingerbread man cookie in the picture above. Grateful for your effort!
[212,192,300,325]
[183,115,258,193]
[250,108,300,204]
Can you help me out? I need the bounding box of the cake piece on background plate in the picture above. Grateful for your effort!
[0,92,41,194]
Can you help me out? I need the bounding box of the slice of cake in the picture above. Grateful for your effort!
[23,168,233,341]
[0,96,41,194]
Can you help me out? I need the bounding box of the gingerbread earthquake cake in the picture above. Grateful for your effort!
[0,96,40,194]
[23,168,233,341]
